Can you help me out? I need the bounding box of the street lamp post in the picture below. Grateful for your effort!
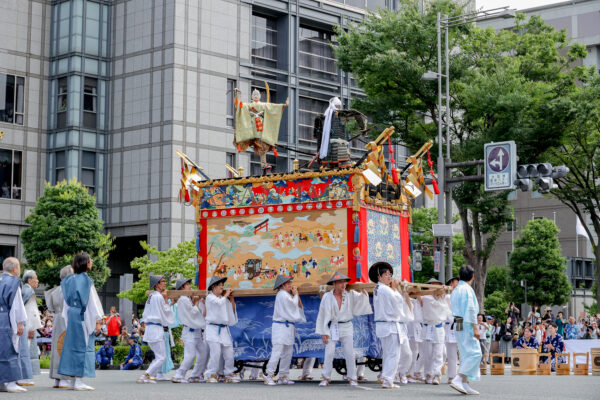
[423,7,516,282]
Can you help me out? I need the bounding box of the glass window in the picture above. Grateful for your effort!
[252,14,278,68]
[299,26,338,81]
[226,153,236,178]
[226,79,236,127]
[298,93,328,144]
[0,149,22,200]
[85,1,101,56]
[55,151,66,182]
[0,74,25,125]
[83,77,97,129]
[82,150,95,194]
[57,77,68,129]
[57,1,71,55]
[0,245,15,267]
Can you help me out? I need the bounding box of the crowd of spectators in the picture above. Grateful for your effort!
[482,303,600,366]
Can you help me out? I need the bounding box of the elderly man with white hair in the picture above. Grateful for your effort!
[19,269,42,386]
[0,257,28,392]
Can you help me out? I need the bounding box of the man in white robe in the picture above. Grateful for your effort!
[297,357,315,380]
[0,258,28,393]
[370,262,413,389]
[406,296,424,383]
[450,265,482,395]
[204,276,238,383]
[20,270,42,386]
[137,275,175,384]
[421,278,451,385]
[444,277,459,384]
[315,272,371,386]
[171,278,208,383]
[264,275,306,386]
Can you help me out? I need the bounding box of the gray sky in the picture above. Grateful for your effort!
[476,0,567,10]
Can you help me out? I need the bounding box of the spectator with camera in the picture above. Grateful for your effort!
[106,306,122,345]
[505,302,520,324]
[555,311,566,336]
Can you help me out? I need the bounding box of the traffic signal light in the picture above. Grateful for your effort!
[514,163,569,193]
[515,165,532,191]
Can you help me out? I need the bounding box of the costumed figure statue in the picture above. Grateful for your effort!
[234,88,288,174]
[313,97,367,169]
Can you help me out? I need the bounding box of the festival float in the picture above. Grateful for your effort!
[174,88,444,373]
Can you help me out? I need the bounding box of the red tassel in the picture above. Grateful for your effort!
[432,177,440,195]
[391,166,399,184]
[273,148,279,157]
[185,190,190,202]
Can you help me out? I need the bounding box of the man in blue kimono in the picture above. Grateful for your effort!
[95,340,114,369]
[0,258,28,393]
[542,322,565,371]
[515,327,539,349]
[121,336,143,370]
[450,265,482,395]
[58,253,104,391]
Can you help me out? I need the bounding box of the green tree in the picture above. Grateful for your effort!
[485,265,510,296]
[334,0,587,309]
[118,240,197,304]
[20,179,113,288]
[508,219,571,306]
[547,74,600,313]
[484,290,509,323]
[411,206,463,282]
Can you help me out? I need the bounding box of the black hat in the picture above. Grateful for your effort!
[207,276,227,291]
[175,278,192,291]
[128,335,138,341]
[273,275,293,290]
[369,262,393,283]
[327,272,351,285]
[426,278,443,285]
[446,277,459,286]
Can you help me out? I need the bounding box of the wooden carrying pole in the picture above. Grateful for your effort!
[149,281,449,301]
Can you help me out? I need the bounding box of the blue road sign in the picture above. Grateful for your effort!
[484,141,517,191]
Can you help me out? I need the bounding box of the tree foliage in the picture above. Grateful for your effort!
[547,74,600,313]
[485,265,510,296]
[118,240,197,304]
[334,0,588,309]
[484,290,509,323]
[509,219,571,306]
[20,179,113,288]
[411,206,463,283]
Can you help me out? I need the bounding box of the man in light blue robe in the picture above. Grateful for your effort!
[450,265,482,395]
[57,253,103,391]
[0,258,28,393]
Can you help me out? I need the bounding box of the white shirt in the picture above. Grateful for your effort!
[177,296,206,340]
[407,297,424,341]
[24,287,42,331]
[373,282,413,339]
[142,291,175,343]
[444,295,456,343]
[315,289,372,339]
[421,294,451,343]
[271,290,306,345]
[205,293,237,345]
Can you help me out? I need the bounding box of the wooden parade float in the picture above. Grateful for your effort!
[173,89,443,374]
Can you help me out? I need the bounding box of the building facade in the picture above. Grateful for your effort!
[1,0,414,310]
[480,0,600,316]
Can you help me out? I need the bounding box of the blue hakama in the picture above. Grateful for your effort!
[57,273,102,378]
[0,274,25,383]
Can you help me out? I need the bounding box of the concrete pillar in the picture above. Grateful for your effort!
[119,273,134,329]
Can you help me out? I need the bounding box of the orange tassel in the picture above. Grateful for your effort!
[237,144,241,153]
[273,148,279,157]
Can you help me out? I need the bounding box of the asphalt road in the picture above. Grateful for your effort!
[7,367,597,399]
